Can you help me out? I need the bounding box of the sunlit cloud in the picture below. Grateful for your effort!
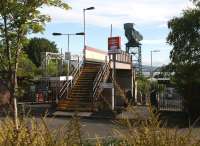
[39,0,193,66]
[142,39,167,45]
[41,0,193,28]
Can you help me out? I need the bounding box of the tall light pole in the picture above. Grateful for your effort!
[150,50,160,79]
[83,7,95,59]
[52,32,85,76]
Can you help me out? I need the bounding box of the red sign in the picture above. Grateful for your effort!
[108,37,121,54]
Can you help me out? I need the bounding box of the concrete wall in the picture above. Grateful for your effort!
[110,61,131,70]
[85,46,107,62]
[100,69,134,109]
[115,69,132,107]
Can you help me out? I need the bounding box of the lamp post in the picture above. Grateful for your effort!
[150,50,160,79]
[52,32,85,76]
[83,7,95,59]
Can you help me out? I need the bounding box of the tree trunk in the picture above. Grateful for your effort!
[3,15,21,130]
[2,16,19,129]
[12,33,23,130]
[3,16,12,89]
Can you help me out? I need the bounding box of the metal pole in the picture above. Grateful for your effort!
[131,55,134,100]
[78,56,80,74]
[110,25,115,110]
[61,48,63,75]
[83,9,86,48]
[83,9,86,62]
[151,51,152,78]
[110,24,112,37]
[44,47,47,76]
[112,54,116,110]
[67,34,70,77]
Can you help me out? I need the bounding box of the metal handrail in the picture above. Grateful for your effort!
[92,62,110,102]
[59,61,83,99]
[92,59,129,109]
[109,50,132,64]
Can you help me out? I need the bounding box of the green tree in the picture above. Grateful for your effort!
[18,53,38,78]
[24,37,59,67]
[0,0,70,128]
[167,1,200,113]
[137,76,151,104]
[193,0,200,6]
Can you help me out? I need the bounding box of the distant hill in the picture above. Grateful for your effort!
[133,64,161,72]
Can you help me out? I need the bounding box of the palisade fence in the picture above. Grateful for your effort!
[158,91,184,112]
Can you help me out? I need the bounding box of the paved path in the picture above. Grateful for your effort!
[35,105,149,139]
[32,117,121,139]
[1,105,200,140]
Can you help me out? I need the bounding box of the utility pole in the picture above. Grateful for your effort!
[110,24,115,110]
[83,7,95,61]
[150,50,160,79]
[67,34,70,76]
[151,50,153,78]
[112,53,116,110]
[61,48,63,75]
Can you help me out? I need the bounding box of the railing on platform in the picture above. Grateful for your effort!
[93,61,110,103]
[59,59,83,100]
[109,50,132,64]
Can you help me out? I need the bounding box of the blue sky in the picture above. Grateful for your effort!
[32,0,193,66]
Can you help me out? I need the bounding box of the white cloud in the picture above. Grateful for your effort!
[40,0,193,28]
[142,39,166,45]
[39,0,194,66]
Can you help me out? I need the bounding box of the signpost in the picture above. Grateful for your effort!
[108,36,121,110]
[108,37,121,54]
[65,52,71,60]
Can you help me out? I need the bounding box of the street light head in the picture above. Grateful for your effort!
[52,32,62,36]
[75,32,85,35]
[85,7,95,10]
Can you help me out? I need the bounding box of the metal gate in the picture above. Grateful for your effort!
[158,88,184,112]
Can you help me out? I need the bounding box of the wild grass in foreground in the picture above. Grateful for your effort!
[0,115,82,146]
[0,107,200,146]
[111,106,200,146]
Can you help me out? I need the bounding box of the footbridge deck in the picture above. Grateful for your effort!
[85,46,132,69]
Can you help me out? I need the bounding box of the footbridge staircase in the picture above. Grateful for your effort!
[57,46,133,112]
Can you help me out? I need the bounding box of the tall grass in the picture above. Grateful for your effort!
[111,106,200,146]
[0,115,82,146]
[0,107,200,146]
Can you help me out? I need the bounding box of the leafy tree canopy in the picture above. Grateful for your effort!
[167,9,200,65]
[18,52,38,78]
[167,0,200,113]
[0,1,70,124]
[24,37,59,67]
[0,0,70,90]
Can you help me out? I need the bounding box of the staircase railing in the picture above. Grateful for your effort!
[59,61,83,100]
[92,61,110,103]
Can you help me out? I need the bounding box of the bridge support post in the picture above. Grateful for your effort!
[112,54,116,110]
[131,57,134,101]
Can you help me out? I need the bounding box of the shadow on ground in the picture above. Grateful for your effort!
[159,111,200,128]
